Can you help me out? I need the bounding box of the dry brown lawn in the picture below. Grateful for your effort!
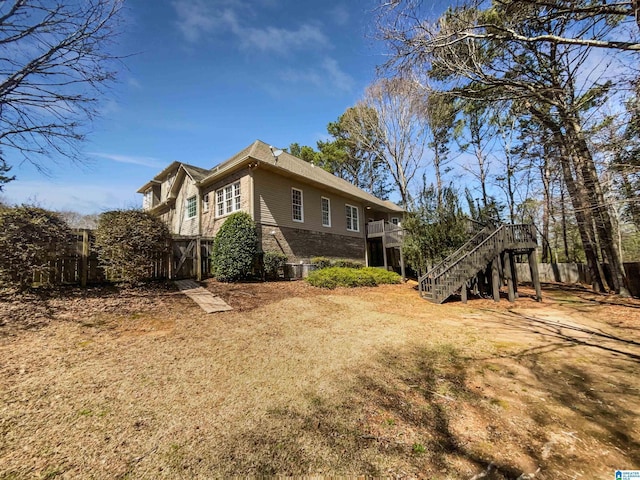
[1,280,639,479]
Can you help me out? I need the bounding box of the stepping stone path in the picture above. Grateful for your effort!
[174,279,233,313]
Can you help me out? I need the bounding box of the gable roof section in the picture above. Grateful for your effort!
[137,161,208,193]
[138,140,403,213]
[199,140,403,213]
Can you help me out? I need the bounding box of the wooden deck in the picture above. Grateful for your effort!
[174,280,233,313]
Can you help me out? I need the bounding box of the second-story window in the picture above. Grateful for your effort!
[292,188,303,222]
[216,181,241,217]
[203,193,210,212]
[186,196,197,218]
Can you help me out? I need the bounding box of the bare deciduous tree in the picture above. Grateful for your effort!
[342,78,428,209]
[0,0,124,179]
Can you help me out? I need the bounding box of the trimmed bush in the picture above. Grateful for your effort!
[311,256,332,269]
[0,205,72,289]
[263,251,287,280]
[211,212,258,282]
[311,257,364,270]
[94,209,171,284]
[333,259,363,269]
[306,267,401,289]
[362,267,402,285]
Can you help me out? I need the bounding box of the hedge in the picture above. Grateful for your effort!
[306,267,401,289]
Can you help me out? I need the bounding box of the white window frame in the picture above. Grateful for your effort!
[292,188,304,223]
[391,217,400,226]
[215,181,241,217]
[186,195,197,219]
[321,197,331,227]
[203,193,210,212]
[345,204,359,232]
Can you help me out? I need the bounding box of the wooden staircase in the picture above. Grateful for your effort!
[418,224,538,304]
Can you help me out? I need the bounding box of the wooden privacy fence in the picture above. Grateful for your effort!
[30,230,214,287]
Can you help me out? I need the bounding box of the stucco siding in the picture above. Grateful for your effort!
[253,168,364,239]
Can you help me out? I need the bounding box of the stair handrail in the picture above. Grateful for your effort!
[422,224,497,281]
[430,225,505,282]
[419,225,506,292]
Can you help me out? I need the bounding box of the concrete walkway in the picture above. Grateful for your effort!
[174,279,233,313]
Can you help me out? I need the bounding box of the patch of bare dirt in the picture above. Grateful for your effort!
[0,280,638,478]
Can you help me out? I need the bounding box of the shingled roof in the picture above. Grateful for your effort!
[200,140,403,213]
[139,140,403,213]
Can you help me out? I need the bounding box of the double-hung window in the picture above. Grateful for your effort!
[186,196,197,218]
[321,197,331,227]
[216,181,241,217]
[292,188,303,222]
[345,204,359,232]
[203,193,210,212]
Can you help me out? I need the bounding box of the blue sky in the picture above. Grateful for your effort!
[3,0,410,214]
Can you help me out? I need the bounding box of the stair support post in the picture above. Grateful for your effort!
[491,255,501,302]
[502,251,515,303]
[510,252,519,298]
[528,249,542,302]
[461,281,468,304]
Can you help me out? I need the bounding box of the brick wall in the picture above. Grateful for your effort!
[258,224,365,263]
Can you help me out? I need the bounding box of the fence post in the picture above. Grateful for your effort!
[196,237,202,281]
[168,239,174,280]
[80,229,89,288]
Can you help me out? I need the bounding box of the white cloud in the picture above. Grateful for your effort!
[171,0,329,55]
[171,0,221,43]
[240,24,329,54]
[127,77,142,89]
[320,57,355,91]
[87,152,164,169]
[329,5,350,26]
[279,56,354,92]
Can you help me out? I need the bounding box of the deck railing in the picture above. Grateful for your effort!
[366,220,403,247]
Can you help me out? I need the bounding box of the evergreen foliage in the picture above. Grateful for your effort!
[263,251,287,280]
[306,266,400,289]
[0,205,72,289]
[402,184,469,274]
[94,209,170,284]
[211,212,258,282]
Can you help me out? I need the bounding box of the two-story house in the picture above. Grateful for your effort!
[138,140,404,271]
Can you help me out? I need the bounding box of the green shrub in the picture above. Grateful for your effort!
[311,257,363,269]
[333,259,363,269]
[263,251,287,280]
[310,256,332,269]
[0,205,72,289]
[94,209,171,284]
[306,267,401,289]
[211,212,258,282]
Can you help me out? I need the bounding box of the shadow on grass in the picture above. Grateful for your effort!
[200,340,639,478]
[0,281,179,334]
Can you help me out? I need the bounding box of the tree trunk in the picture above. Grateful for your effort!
[529,107,607,291]
[562,113,630,296]
[559,152,607,292]
[560,184,570,261]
